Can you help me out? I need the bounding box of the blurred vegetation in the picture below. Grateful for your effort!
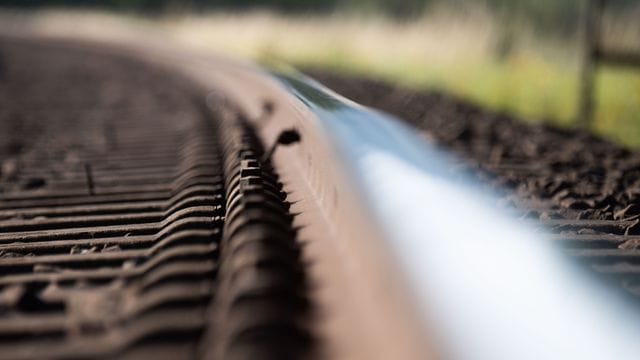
[1,1,639,147]
[2,0,638,26]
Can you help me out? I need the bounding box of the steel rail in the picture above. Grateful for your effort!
[268,70,640,360]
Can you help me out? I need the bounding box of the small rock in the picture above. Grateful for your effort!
[101,244,121,253]
[70,245,97,255]
[1,159,17,180]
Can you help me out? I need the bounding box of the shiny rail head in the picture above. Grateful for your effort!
[273,70,640,360]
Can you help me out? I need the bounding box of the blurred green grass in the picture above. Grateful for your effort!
[7,8,640,147]
[241,17,640,148]
[161,8,640,148]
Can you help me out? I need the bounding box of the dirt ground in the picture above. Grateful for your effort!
[0,37,203,195]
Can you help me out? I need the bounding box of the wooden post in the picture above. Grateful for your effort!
[577,0,603,129]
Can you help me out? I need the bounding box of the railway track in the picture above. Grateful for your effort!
[0,38,310,360]
[2,33,640,359]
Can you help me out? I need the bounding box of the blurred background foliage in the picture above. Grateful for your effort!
[1,0,639,147]
[4,0,639,31]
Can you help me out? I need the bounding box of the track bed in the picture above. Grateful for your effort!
[0,38,311,360]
